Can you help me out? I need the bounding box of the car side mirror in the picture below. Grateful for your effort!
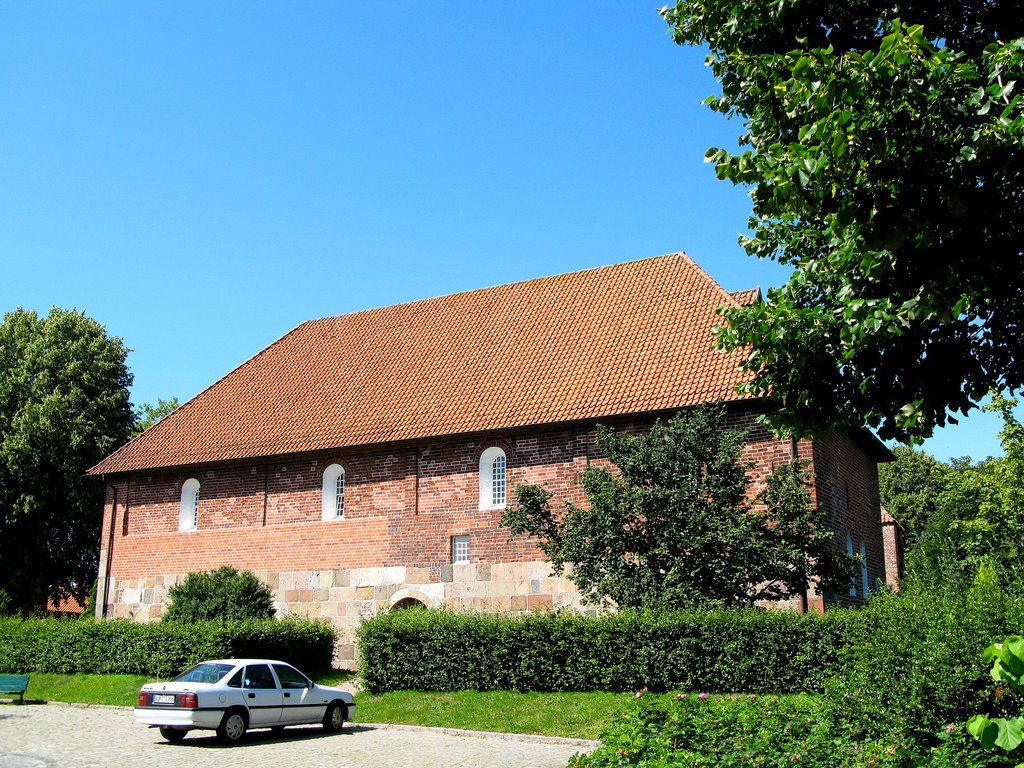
[306,679,314,689]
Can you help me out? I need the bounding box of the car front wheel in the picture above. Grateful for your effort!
[159,727,187,743]
[217,709,248,744]
[322,702,345,732]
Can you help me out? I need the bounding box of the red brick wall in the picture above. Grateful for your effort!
[880,506,904,590]
[100,405,885,607]
[812,432,887,606]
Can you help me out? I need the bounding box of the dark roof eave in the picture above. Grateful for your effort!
[850,427,896,463]
[87,394,766,477]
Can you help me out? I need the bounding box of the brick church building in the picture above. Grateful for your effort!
[89,253,891,662]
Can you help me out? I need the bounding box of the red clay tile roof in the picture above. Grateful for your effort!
[90,253,756,475]
[730,288,762,306]
[46,595,85,615]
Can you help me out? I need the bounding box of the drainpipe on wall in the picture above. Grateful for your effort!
[262,461,269,526]
[414,445,420,516]
[98,479,117,620]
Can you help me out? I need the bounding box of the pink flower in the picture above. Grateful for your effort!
[699,693,709,700]
[945,724,956,734]
[675,693,687,700]
[635,687,648,699]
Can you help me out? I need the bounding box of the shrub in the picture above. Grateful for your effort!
[357,607,860,694]
[569,693,916,768]
[0,617,336,676]
[823,567,1024,744]
[559,566,1024,768]
[162,566,275,623]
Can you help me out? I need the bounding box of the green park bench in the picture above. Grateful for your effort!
[0,675,29,704]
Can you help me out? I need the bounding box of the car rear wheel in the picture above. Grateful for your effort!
[322,702,345,732]
[217,709,248,744]
[159,727,187,743]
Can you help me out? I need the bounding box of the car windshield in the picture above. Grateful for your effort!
[171,662,236,684]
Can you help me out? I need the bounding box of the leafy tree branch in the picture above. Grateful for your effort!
[502,405,852,609]
[662,1,1024,440]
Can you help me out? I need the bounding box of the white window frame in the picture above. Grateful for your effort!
[847,533,856,597]
[860,539,869,597]
[179,478,200,531]
[478,446,507,510]
[451,535,470,564]
[321,463,346,520]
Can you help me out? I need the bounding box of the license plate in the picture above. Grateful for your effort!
[153,694,176,705]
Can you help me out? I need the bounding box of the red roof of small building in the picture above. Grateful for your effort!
[46,594,85,615]
[90,252,756,475]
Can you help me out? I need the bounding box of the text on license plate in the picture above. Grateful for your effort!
[153,694,176,705]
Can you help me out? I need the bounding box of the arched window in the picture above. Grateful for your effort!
[479,447,507,510]
[322,463,345,520]
[179,478,200,531]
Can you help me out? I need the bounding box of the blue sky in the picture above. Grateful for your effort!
[1,2,1016,463]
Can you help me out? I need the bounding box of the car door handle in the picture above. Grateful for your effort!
[284,693,291,698]
[248,693,255,699]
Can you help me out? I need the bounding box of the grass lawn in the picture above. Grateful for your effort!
[13,671,629,739]
[16,672,154,706]
[354,690,626,740]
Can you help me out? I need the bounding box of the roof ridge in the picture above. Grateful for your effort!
[307,251,696,326]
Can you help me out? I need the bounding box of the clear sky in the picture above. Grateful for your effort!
[1,2,1016,464]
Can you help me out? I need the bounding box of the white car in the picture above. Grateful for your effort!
[135,658,356,744]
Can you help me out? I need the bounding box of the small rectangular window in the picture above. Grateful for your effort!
[451,535,470,564]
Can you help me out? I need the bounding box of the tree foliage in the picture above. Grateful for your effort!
[0,308,134,613]
[162,566,276,623]
[909,397,1024,586]
[501,405,852,610]
[878,445,950,542]
[661,1,1024,441]
[968,635,1024,758]
[133,397,180,436]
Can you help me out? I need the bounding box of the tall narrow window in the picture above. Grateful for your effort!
[479,447,507,510]
[179,478,200,531]
[322,463,346,520]
[452,535,470,564]
[846,533,856,597]
[860,539,870,597]
[491,453,506,506]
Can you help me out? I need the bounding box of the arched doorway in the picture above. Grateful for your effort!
[387,588,436,611]
[391,597,427,611]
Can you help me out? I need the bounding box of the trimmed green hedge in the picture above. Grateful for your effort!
[0,617,337,677]
[357,608,861,693]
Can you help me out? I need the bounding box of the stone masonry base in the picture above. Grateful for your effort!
[103,561,587,667]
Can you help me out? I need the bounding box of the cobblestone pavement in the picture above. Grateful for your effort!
[0,703,595,768]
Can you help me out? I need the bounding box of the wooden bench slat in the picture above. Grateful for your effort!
[0,674,30,704]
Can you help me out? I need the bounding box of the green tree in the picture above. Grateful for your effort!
[661,1,1024,441]
[162,566,276,623]
[0,308,134,613]
[501,405,852,609]
[909,397,1024,586]
[133,397,180,436]
[878,445,950,542]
